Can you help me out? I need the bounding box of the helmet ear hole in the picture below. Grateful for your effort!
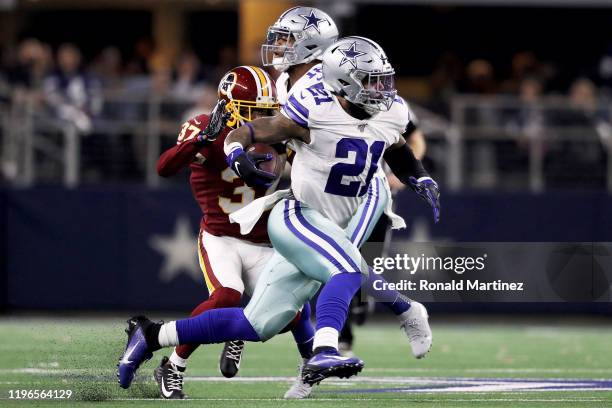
[338,79,350,86]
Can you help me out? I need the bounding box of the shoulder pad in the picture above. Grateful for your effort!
[177,114,209,144]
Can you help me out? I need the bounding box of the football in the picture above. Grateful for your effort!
[247,143,286,180]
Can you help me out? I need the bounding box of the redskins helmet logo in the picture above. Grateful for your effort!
[219,72,237,98]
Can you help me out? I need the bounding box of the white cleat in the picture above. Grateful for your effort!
[338,341,355,358]
[398,301,432,359]
[283,360,313,399]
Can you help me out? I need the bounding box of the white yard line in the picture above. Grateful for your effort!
[2,368,612,382]
[34,397,609,402]
[3,369,612,393]
[5,367,612,375]
[366,367,612,374]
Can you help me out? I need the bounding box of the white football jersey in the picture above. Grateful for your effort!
[277,65,325,154]
[276,72,290,106]
[276,65,324,106]
[280,69,411,227]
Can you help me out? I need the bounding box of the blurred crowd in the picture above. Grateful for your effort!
[429,49,612,106]
[0,38,233,128]
[0,38,611,188]
[426,50,612,189]
[0,38,232,183]
[4,38,612,123]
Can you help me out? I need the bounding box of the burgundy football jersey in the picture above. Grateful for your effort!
[157,114,272,243]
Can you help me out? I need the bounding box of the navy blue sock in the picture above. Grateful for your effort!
[291,302,314,359]
[176,307,260,345]
[365,268,411,315]
[316,272,361,332]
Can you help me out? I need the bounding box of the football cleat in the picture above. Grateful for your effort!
[301,350,364,386]
[399,301,433,359]
[154,356,186,399]
[117,316,154,389]
[283,359,313,399]
[219,340,244,378]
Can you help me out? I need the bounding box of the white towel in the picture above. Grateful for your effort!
[380,174,406,230]
[229,189,292,235]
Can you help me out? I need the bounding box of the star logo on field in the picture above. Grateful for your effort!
[300,10,326,33]
[149,216,200,283]
[339,42,366,69]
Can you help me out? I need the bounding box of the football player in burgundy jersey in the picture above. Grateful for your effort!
[151,66,315,399]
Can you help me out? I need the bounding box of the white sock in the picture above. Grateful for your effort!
[169,349,187,368]
[312,327,339,351]
[158,321,179,347]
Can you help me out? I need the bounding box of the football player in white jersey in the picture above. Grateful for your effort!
[266,6,431,398]
[223,35,440,383]
[116,36,439,396]
[261,7,432,397]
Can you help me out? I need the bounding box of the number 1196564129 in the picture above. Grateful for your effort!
[8,389,73,399]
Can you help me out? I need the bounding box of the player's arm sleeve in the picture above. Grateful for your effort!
[280,94,311,129]
[225,108,309,149]
[404,103,419,136]
[384,138,429,183]
[403,103,426,160]
[156,140,203,177]
[156,115,209,177]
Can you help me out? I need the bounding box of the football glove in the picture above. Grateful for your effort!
[196,100,232,145]
[226,146,276,187]
[409,176,441,223]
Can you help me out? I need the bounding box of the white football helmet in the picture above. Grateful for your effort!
[261,6,339,72]
[322,36,397,114]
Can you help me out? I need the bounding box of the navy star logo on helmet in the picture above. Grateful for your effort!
[299,10,326,33]
[338,42,367,69]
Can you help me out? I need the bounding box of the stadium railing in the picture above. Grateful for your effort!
[1,91,611,192]
[448,95,612,192]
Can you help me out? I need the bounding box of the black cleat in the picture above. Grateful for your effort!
[153,356,186,399]
[219,340,244,378]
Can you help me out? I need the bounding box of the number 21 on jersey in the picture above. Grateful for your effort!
[324,138,385,197]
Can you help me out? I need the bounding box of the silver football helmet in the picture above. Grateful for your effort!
[261,6,339,72]
[322,36,397,114]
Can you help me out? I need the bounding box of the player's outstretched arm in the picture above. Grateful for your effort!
[223,115,309,187]
[385,138,441,223]
[158,101,231,177]
[156,142,202,177]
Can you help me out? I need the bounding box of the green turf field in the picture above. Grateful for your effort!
[0,316,611,407]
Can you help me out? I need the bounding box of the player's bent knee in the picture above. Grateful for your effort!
[246,307,299,341]
[209,287,242,308]
[279,310,301,334]
[243,249,320,341]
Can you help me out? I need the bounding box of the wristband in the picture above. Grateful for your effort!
[225,145,244,168]
[224,141,244,157]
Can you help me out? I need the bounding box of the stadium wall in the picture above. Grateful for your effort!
[0,189,6,311]
[1,186,611,313]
